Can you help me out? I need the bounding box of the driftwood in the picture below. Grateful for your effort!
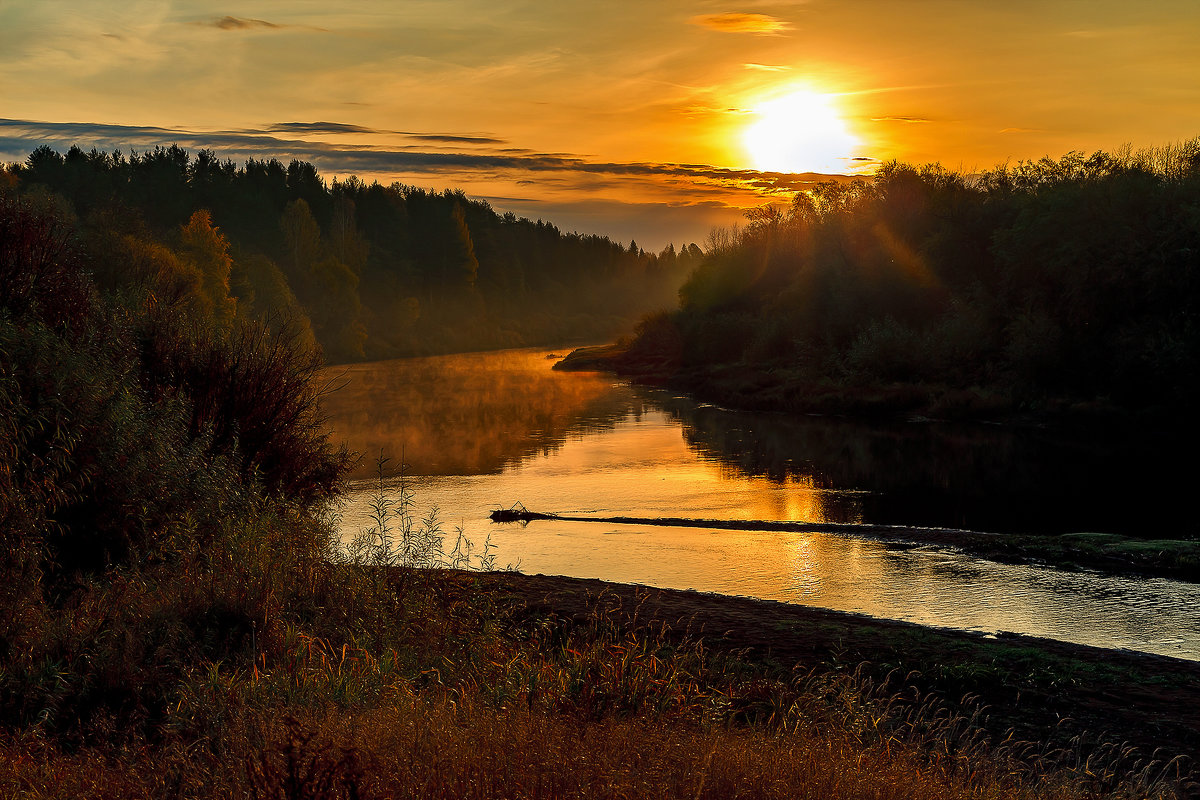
[488,505,991,544]
[489,503,558,523]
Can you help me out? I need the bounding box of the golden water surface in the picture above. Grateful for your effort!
[322,347,1200,661]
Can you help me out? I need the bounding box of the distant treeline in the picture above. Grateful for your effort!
[617,142,1200,420]
[5,144,697,362]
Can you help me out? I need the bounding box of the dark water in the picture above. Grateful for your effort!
[322,347,1200,660]
[653,394,1195,537]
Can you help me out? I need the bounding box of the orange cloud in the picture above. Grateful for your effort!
[690,13,789,35]
[871,116,931,124]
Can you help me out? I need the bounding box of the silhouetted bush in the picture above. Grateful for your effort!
[0,191,92,330]
[137,308,349,506]
[620,309,684,368]
[0,189,349,738]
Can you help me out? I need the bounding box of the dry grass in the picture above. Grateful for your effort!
[3,692,1184,800]
[2,581,1190,799]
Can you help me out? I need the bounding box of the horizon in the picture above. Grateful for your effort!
[3,1,1199,248]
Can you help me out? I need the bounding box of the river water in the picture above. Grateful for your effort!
[321,347,1200,661]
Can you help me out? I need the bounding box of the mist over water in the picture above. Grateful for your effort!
[323,347,1200,660]
[321,348,637,480]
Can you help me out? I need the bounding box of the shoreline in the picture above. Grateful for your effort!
[553,342,1184,431]
[479,570,1200,769]
[493,511,1200,582]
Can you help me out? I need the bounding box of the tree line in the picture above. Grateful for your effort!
[7,144,698,363]
[618,141,1200,420]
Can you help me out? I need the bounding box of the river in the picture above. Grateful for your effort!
[321,347,1200,661]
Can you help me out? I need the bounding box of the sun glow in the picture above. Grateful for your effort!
[743,89,860,174]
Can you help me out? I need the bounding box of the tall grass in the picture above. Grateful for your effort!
[3,590,1189,798]
[345,455,500,579]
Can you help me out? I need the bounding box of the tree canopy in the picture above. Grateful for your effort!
[8,144,698,362]
[620,141,1200,419]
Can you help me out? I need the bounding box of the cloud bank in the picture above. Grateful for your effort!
[0,118,856,247]
[0,118,847,194]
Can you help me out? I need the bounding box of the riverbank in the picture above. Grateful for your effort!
[5,557,1195,797]
[555,342,1177,427]
[553,343,1021,421]
[482,570,1200,770]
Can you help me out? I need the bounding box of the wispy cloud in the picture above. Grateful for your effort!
[743,63,789,71]
[871,116,931,123]
[264,122,506,145]
[407,132,508,146]
[265,121,377,135]
[1000,127,1041,134]
[690,13,790,35]
[192,16,326,33]
[210,17,280,30]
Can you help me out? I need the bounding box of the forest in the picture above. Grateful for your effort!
[2,145,1196,796]
[598,141,1200,422]
[8,144,696,363]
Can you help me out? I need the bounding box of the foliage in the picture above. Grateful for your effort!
[634,142,1200,419]
[8,144,699,363]
[0,191,349,733]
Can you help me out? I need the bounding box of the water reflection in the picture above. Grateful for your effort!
[650,391,1194,536]
[324,347,1200,660]
[321,348,642,479]
[321,346,1191,536]
[345,490,1200,660]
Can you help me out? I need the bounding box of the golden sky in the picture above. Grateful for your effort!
[3,1,1199,247]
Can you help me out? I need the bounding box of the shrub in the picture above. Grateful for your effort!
[0,191,92,330]
[0,186,350,738]
[136,307,349,507]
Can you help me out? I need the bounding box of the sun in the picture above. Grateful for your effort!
[743,89,860,174]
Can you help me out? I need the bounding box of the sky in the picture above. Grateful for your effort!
[2,0,1200,248]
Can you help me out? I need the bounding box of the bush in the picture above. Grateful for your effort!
[0,191,92,330]
[619,309,684,367]
[0,186,351,740]
[137,308,349,506]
